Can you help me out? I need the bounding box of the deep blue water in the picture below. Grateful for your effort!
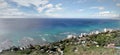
[0,18,120,49]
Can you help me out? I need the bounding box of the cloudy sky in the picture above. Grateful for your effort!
[0,0,120,18]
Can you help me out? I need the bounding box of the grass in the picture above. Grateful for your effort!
[1,45,120,55]
[64,45,119,55]
[1,49,47,55]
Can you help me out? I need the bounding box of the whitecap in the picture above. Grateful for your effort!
[44,34,49,36]
[0,39,14,50]
[19,37,36,46]
[41,37,46,41]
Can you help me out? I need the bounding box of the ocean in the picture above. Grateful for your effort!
[0,18,120,50]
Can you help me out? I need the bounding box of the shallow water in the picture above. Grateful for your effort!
[0,18,120,50]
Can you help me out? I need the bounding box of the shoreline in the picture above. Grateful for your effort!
[0,28,120,55]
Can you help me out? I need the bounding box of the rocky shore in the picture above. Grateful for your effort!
[0,29,120,55]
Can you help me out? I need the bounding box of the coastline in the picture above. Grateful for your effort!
[0,28,120,55]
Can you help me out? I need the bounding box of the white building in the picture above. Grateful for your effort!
[79,33,87,37]
[95,31,100,34]
[79,33,83,37]
[104,28,113,32]
[67,35,76,39]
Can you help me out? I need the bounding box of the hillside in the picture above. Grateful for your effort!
[0,30,120,55]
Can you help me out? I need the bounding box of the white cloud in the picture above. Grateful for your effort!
[0,0,63,18]
[92,11,120,18]
[37,7,44,13]
[0,0,8,9]
[0,0,33,18]
[37,3,63,17]
[37,4,54,13]
[46,4,53,8]
[37,3,62,12]
[55,3,62,10]
[99,11,110,14]
[11,0,63,17]
[116,3,120,7]
[78,9,84,12]
[0,6,46,18]
[0,9,24,16]
[0,0,25,18]
[12,0,48,7]
[44,3,63,17]
[90,6,105,10]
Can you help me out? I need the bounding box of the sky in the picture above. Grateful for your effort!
[0,0,120,18]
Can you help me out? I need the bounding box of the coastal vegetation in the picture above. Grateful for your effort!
[0,29,120,55]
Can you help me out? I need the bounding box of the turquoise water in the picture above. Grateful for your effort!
[0,19,120,49]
